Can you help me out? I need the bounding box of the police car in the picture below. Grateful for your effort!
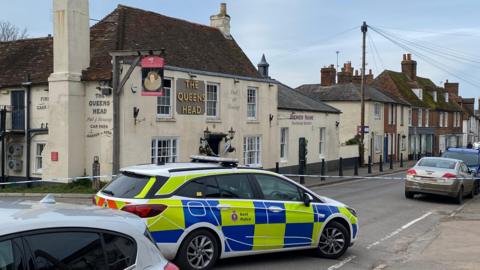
[95,156,358,270]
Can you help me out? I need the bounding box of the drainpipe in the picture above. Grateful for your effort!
[22,74,32,180]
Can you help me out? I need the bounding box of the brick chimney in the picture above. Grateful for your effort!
[401,53,417,81]
[337,62,353,84]
[210,3,231,39]
[321,65,336,86]
[443,80,458,102]
[462,98,475,116]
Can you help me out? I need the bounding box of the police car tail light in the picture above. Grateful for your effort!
[121,204,167,218]
[442,173,456,179]
[164,262,179,270]
[407,169,417,175]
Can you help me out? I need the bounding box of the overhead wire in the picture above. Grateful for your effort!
[366,33,380,74]
[374,27,480,67]
[369,25,480,89]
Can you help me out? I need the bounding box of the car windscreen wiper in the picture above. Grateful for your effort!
[102,189,115,196]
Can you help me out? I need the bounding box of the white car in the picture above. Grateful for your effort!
[0,196,178,270]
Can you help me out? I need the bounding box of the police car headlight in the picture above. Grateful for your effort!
[346,207,357,217]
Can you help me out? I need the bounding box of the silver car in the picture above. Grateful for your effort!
[405,157,476,204]
[0,196,179,270]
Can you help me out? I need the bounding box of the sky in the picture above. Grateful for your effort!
[2,0,480,106]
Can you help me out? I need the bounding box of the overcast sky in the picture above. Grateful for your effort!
[2,0,479,105]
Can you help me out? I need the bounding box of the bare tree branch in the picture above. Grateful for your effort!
[0,21,28,41]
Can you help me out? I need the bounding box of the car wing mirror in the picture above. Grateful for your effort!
[303,193,313,207]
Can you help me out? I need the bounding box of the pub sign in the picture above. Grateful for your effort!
[176,78,206,115]
[141,56,165,96]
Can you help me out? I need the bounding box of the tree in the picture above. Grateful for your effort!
[0,21,28,41]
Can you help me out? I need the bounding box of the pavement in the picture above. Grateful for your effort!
[291,160,418,188]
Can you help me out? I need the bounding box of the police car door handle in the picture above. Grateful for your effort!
[216,204,231,211]
[268,206,283,213]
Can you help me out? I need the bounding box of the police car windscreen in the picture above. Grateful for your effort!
[102,173,151,198]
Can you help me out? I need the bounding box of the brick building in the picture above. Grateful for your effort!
[297,63,410,164]
[374,54,464,158]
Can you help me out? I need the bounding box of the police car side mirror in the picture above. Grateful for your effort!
[303,193,313,207]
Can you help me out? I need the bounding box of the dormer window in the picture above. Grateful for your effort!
[433,91,437,102]
[412,88,423,100]
[445,93,449,103]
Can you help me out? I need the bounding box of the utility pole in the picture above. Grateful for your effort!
[360,21,368,166]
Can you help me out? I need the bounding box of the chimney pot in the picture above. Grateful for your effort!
[321,64,336,86]
[210,3,231,39]
[401,53,417,80]
[220,3,227,15]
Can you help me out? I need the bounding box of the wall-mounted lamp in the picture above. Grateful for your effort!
[133,107,140,125]
[234,79,240,84]
[96,81,113,96]
[335,121,340,127]
[189,73,197,79]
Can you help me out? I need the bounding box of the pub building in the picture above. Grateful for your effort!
[0,0,341,182]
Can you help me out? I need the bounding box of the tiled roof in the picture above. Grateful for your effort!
[0,5,261,87]
[295,82,408,105]
[376,70,462,112]
[0,37,53,87]
[277,82,340,113]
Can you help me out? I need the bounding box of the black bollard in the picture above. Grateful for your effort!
[339,157,343,177]
[417,152,422,161]
[368,156,372,174]
[400,153,404,167]
[379,155,383,172]
[439,150,442,157]
[275,162,279,173]
[321,159,326,181]
[390,154,394,170]
[354,157,359,176]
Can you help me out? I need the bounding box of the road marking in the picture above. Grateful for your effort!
[9,199,23,204]
[450,204,466,217]
[372,264,388,270]
[327,255,357,270]
[366,211,433,250]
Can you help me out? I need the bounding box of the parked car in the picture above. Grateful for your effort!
[95,156,359,270]
[405,157,476,204]
[0,196,178,270]
[442,148,480,194]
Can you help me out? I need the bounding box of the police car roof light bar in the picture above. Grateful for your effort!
[190,155,239,167]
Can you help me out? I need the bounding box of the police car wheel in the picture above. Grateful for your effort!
[176,229,219,270]
[316,221,350,259]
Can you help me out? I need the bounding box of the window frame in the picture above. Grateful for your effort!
[418,109,423,127]
[156,77,173,118]
[374,103,382,120]
[151,137,179,164]
[247,87,258,121]
[408,108,412,127]
[319,127,326,157]
[243,135,262,167]
[34,142,46,174]
[425,110,430,127]
[215,173,258,200]
[374,135,383,153]
[400,106,404,126]
[2,227,138,270]
[206,82,220,119]
[250,173,311,202]
[280,127,288,162]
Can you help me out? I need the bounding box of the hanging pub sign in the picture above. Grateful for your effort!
[176,78,206,115]
[141,56,165,96]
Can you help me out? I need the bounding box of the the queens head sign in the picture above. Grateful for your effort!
[176,79,206,115]
[141,56,165,96]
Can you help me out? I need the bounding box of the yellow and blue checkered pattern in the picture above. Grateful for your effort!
[146,198,358,253]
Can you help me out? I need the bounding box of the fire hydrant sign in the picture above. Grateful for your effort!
[141,56,165,96]
[176,78,206,115]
